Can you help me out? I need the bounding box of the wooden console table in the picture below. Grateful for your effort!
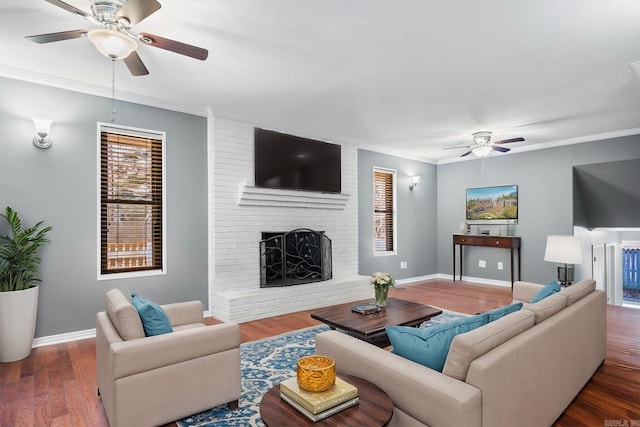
[453,234,521,288]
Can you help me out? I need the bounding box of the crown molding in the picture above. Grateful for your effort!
[0,64,208,117]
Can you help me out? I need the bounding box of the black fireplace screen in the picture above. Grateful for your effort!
[260,228,332,287]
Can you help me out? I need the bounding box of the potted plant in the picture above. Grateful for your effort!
[0,207,52,362]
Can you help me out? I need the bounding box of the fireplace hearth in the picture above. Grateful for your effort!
[260,228,332,287]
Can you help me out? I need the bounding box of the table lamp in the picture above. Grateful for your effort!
[544,235,584,286]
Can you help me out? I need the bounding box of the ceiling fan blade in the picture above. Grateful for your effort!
[442,145,473,150]
[116,0,161,27]
[45,0,92,19]
[25,29,87,44]
[123,51,149,76]
[139,32,208,60]
[460,151,473,157]
[494,137,524,145]
[492,146,511,153]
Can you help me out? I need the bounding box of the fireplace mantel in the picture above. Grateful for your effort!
[238,184,350,210]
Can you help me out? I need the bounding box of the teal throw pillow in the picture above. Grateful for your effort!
[386,314,489,371]
[530,281,561,303]
[131,292,173,336]
[483,302,523,322]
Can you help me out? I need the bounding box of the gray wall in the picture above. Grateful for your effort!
[436,135,640,284]
[0,77,208,338]
[358,149,437,280]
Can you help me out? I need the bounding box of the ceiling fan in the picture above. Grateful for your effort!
[444,131,524,158]
[25,0,208,76]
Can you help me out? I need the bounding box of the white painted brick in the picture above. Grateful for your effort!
[208,114,360,322]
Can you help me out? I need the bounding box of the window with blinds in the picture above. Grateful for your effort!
[373,168,396,254]
[99,126,165,276]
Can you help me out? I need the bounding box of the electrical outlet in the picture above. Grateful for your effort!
[400,261,407,269]
[497,262,504,270]
[479,260,486,268]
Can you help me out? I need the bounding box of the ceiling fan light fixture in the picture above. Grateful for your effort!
[472,146,492,158]
[472,131,492,145]
[88,28,137,59]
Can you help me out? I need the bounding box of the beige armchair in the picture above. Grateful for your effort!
[96,288,241,427]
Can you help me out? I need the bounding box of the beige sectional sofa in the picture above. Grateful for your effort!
[315,279,606,427]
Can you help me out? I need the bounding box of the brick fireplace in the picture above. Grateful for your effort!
[207,114,370,322]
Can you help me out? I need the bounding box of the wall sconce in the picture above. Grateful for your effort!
[32,118,52,149]
[409,175,420,190]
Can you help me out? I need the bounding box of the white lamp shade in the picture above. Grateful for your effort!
[411,176,420,186]
[88,29,137,59]
[32,117,52,137]
[472,146,492,157]
[544,235,584,264]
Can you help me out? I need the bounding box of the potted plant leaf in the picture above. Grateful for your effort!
[0,206,52,362]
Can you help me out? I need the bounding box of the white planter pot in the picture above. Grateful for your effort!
[0,286,39,363]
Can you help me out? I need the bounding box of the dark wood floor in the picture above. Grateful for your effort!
[0,279,638,426]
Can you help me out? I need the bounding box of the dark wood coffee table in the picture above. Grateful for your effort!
[311,297,442,347]
[260,374,393,426]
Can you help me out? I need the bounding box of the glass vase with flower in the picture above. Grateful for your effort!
[370,272,396,307]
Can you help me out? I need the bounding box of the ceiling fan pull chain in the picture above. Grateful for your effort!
[110,58,116,123]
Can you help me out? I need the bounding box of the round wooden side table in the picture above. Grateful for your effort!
[259,374,393,426]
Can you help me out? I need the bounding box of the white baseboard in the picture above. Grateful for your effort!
[435,273,512,288]
[33,328,96,348]
[622,302,640,310]
[395,274,439,285]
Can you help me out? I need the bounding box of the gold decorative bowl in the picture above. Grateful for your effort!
[296,355,336,392]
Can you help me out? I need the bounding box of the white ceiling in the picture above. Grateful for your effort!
[2,0,640,163]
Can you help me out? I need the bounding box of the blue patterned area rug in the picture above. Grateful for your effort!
[177,309,466,427]
[177,325,330,427]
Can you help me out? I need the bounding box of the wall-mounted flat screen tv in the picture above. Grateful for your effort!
[466,185,518,224]
[254,128,341,193]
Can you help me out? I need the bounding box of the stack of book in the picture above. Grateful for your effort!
[351,302,380,315]
[279,376,359,422]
